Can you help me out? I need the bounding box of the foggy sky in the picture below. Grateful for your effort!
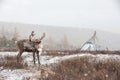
[0,0,120,33]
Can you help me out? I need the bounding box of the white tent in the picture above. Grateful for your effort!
[80,31,107,51]
[81,42,96,51]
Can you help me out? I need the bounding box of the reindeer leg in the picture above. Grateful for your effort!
[33,52,36,65]
[17,51,23,63]
[37,51,40,65]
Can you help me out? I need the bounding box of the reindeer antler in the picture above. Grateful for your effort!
[39,32,46,41]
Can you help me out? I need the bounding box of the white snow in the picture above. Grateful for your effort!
[0,69,33,80]
[0,52,120,65]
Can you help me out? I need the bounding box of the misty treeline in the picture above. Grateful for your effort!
[0,27,75,50]
[44,34,75,50]
[0,27,18,49]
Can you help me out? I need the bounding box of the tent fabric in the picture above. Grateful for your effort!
[80,31,107,51]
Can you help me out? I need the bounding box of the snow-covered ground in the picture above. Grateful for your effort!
[0,52,120,80]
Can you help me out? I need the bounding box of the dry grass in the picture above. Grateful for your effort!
[43,56,120,80]
[0,56,28,69]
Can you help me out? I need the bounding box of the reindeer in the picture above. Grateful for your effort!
[16,33,45,65]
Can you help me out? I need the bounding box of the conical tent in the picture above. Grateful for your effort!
[80,31,105,51]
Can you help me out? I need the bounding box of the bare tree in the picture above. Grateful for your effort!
[48,36,55,49]
[12,27,19,41]
[60,34,69,49]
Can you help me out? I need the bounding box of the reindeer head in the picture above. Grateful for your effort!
[33,33,45,44]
